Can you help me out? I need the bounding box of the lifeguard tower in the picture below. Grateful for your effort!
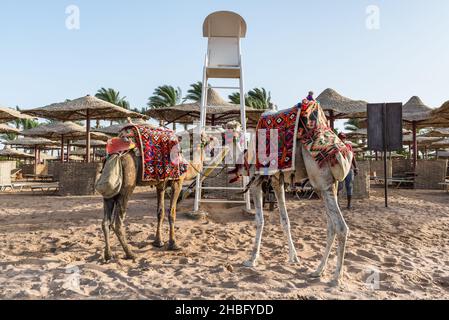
[194,11,251,212]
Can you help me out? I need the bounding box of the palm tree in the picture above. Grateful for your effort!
[228,88,272,110]
[95,88,130,126]
[148,85,182,130]
[184,81,203,102]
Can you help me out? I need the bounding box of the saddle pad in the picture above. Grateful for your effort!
[255,105,301,175]
[120,125,188,181]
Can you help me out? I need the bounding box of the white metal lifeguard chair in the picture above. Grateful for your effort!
[193,11,251,212]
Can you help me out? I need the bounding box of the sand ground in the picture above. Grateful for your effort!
[0,186,448,300]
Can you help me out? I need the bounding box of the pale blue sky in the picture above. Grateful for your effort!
[1,0,449,119]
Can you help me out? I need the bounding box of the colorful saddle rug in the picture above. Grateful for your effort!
[119,125,189,182]
[297,99,350,168]
[255,105,301,174]
[255,99,350,175]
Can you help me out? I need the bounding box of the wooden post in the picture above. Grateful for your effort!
[67,140,71,162]
[328,110,335,130]
[34,146,38,175]
[382,103,388,208]
[86,109,91,163]
[412,121,417,172]
[60,135,65,162]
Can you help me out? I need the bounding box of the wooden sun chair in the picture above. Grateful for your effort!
[30,182,60,195]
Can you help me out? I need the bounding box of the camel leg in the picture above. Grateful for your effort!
[271,174,299,264]
[112,193,136,260]
[243,178,265,267]
[322,186,349,285]
[167,179,183,251]
[311,212,336,278]
[152,183,166,248]
[102,198,115,261]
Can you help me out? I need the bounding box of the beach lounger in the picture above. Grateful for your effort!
[375,177,414,189]
[0,184,13,192]
[30,182,59,195]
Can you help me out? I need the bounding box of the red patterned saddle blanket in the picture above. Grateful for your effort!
[255,99,350,175]
[255,105,301,174]
[119,125,189,181]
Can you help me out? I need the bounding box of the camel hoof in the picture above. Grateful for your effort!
[104,251,113,262]
[329,279,342,287]
[243,260,257,268]
[167,242,181,251]
[310,271,323,279]
[152,239,165,248]
[289,255,300,264]
[125,253,137,260]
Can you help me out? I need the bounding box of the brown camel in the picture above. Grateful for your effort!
[102,131,210,261]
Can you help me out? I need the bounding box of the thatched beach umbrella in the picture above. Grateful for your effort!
[93,119,149,135]
[71,139,106,162]
[0,106,34,123]
[0,124,20,134]
[23,95,147,162]
[316,88,368,128]
[420,128,449,138]
[0,147,34,160]
[3,137,59,174]
[21,121,108,162]
[146,88,264,128]
[402,96,434,170]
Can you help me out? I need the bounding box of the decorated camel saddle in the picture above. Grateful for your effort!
[255,99,352,182]
[106,124,189,182]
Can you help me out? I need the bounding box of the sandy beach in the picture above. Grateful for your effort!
[0,187,448,300]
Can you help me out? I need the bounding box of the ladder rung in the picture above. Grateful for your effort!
[200,199,247,204]
[209,86,240,90]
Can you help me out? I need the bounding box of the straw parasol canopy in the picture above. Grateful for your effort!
[0,124,20,134]
[403,135,442,145]
[0,147,34,159]
[23,95,147,162]
[3,137,59,147]
[2,137,59,173]
[93,119,151,135]
[316,88,368,123]
[402,96,433,123]
[146,88,264,128]
[346,128,367,139]
[71,139,107,147]
[21,121,109,141]
[23,95,147,121]
[0,106,35,123]
[429,138,449,149]
[420,128,449,138]
[20,121,109,162]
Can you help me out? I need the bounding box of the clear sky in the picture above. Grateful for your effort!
[1,0,449,120]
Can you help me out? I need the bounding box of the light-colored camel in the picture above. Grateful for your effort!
[244,143,353,286]
[102,133,210,261]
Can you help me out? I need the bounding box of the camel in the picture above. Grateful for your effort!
[102,129,212,261]
[242,101,353,286]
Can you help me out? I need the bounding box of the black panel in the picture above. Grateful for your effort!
[367,103,403,152]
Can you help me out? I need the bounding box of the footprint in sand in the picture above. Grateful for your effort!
[356,249,382,262]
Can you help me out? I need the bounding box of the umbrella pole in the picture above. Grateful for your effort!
[86,109,91,163]
[61,135,65,163]
[34,146,38,175]
[67,140,71,162]
[412,122,417,172]
[328,111,335,130]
